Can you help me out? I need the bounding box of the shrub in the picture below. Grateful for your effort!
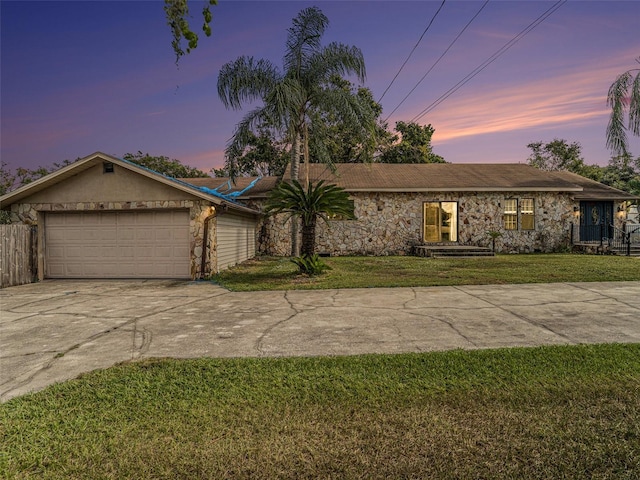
[291,254,330,275]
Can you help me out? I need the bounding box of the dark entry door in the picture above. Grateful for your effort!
[580,201,613,242]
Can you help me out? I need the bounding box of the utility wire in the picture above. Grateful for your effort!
[378,0,446,102]
[384,0,490,122]
[410,0,566,123]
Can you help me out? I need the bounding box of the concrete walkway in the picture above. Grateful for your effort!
[1,280,639,402]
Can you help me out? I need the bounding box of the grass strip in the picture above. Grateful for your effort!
[212,254,640,291]
[2,344,639,479]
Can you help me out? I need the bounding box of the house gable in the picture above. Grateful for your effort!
[1,152,259,215]
[18,161,201,205]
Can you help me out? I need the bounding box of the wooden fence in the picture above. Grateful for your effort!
[0,224,37,288]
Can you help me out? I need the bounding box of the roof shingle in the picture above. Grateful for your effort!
[283,163,637,199]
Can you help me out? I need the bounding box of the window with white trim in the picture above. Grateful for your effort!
[520,198,535,230]
[504,199,517,230]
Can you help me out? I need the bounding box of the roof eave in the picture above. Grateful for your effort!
[572,194,640,201]
[342,187,584,193]
[0,152,259,215]
[0,153,100,207]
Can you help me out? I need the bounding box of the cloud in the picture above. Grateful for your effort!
[403,52,636,145]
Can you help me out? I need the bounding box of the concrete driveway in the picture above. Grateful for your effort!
[2,280,639,402]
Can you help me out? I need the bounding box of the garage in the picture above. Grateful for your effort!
[217,213,256,271]
[0,152,263,281]
[45,210,191,278]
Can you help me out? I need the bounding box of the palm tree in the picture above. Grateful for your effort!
[217,6,373,255]
[263,180,355,257]
[607,57,640,157]
[486,229,502,252]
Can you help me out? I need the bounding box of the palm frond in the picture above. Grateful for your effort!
[225,108,276,179]
[263,180,354,225]
[629,69,640,136]
[309,85,378,162]
[606,71,632,156]
[217,56,280,110]
[318,42,366,82]
[284,7,328,75]
[262,78,305,134]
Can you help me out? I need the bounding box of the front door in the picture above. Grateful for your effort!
[580,201,613,242]
[423,202,458,242]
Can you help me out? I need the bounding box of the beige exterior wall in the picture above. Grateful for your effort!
[21,163,191,204]
[256,191,591,256]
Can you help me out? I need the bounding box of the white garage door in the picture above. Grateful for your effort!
[45,211,191,278]
[217,213,256,271]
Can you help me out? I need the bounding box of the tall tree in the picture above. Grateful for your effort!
[1,159,77,223]
[263,180,355,257]
[607,57,640,157]
[526,139,586,173]
[218,79,392,175]
[218,6,373,255]
[215,129,289,177]
[308,77,394,164]
[123,152,208,178]
[379,121,446,164]
[0,159,77,196]
[165,0,217,65]
[601,155,640,196]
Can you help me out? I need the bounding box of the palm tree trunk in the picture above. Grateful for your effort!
[301,217,316,257]
[291,134,300,180]
[303,122,310,187]
[290,135,301,257]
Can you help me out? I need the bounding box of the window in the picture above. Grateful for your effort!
[520,198,535,230]
[504,199,517,230]
[423,201,457,242]
[504,198,535,230]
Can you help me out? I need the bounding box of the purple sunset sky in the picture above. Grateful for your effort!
[1,0,639,174]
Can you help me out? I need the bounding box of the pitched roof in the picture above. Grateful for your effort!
[284,163,638,199]
[178,176,278,199]
[549,170,638,201]
[0,152,259,214]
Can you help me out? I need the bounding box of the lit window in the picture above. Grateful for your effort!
[504,199,517,230]
[520,198,535,230]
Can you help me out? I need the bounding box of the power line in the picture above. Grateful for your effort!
[378,0,446,102]
[410,0,566,124]
[384,0,490,122]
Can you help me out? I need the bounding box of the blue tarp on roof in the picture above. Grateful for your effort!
[116,156,261,204]
[203,177,262,200]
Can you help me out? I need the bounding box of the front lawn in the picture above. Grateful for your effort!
[213,254,640,291]
[2,344,639,479]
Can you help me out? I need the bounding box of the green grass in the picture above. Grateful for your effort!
[2,344,639,479]
[213,254,640,291]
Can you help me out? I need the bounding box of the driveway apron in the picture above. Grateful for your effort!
[1,280,639,402]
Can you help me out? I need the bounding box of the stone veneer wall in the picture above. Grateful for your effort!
[9,200,215,279]
[253,191,579,256]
